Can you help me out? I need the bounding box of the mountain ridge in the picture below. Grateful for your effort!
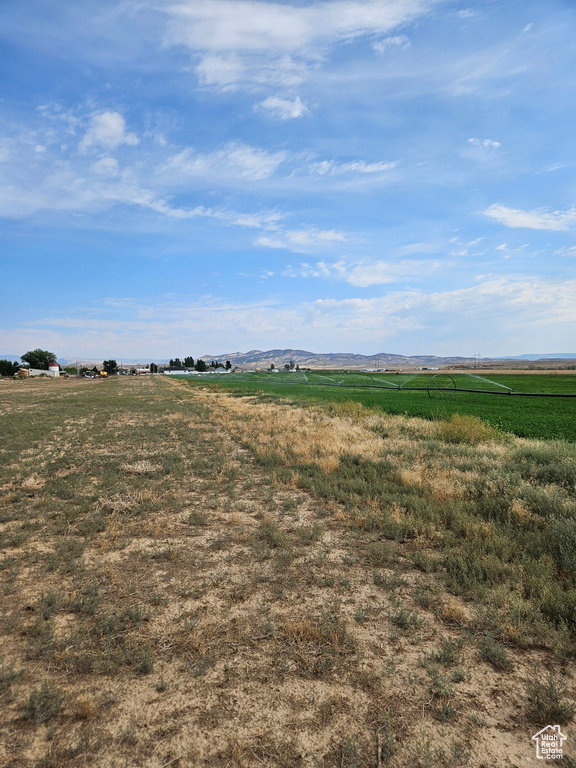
[2,351,576,369]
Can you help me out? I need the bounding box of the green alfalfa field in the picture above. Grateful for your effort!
[182,370,576,441]
[1,374,575,767]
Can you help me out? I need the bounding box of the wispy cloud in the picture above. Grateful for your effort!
[372,34,410,52]
[284,258,440,286]
[255,94,309,120]
[468,137,500,148]
[255,228,346,253]
[162,0,440,89]
[308,159,396,176]
[484,204,576,230]
[164,142,287,181]
[0,113,288,229]
[554,245,576,258]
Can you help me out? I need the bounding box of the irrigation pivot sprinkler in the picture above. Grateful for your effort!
[427,373,456,399]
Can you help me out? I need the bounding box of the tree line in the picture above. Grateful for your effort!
[169,357,232,372]
[0,349,235,378]
[0,349,57,377]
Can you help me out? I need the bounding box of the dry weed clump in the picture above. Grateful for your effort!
[280,613,357,676]
[437,596,470,626]
[433,413,497,444]
[200,392,389,472]
[194,390,505,505]
[120,460,160,475]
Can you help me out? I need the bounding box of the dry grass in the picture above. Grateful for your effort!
[0,375,574,767]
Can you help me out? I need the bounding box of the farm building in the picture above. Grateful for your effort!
[20,366,60,378]
[163,366,193,375]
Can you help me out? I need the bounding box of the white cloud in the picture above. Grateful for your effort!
[372,35,410,52]
[284,258,439,286]
[484,204,576,231]
[309,159,396,176]
[196,53,308,89]
[255,95,309,120]
[256,228,346,252]
[0,112,291,225]
[165,142,287,180]
[468,137,501,148]
[91,157,120,177]
[196,54,247,89]
[6,277,576,358]
[163,0,440,88]
[554,245,576,257]
[80,111,139,151]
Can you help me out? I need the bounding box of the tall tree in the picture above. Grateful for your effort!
[0,359,20,377]
[184,356,194,367]
[21,349,57,370]
[225,360,232,370]
[195,359,207,372]
[150,363,158,373]
[103,360,118,375]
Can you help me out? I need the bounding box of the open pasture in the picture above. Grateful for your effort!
[1,375,575,767]
[183,371,576,441]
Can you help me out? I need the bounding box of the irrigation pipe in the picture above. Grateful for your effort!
[216,378,576,398]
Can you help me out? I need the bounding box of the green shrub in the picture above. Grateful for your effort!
[366,541,398,567]
[513,443,576,490]
[525,671,575,725]
[547,517,576,572]
[22,680,64,725]
[478,637,513,671]
[428,638,463,667]
[522,485,566,519]
[258,520,289,549]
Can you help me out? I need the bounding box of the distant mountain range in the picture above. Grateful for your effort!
[2,350,576,369]
[198,349,576,368]
[198,349,475,368]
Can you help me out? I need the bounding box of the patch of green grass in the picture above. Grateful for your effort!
[38,591,62,620]
[0,658,24,698]
[185,509,210,526]
[477,637,514,671]
[295,523,324,545]
[388,606,422,633]
[22,680,64,725]
[258,519,290,549]
[366,541,399,567]
[427,638,464,668]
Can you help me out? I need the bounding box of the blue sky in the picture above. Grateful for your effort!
[2,0,576,359]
